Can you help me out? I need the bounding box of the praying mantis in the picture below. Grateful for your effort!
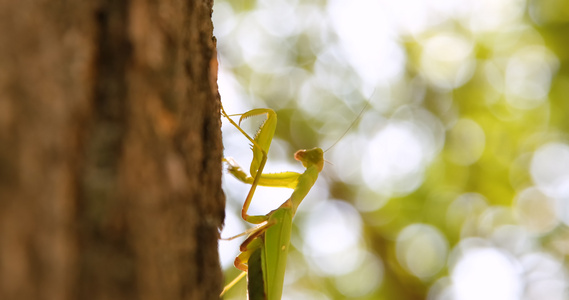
[220,99,367,300]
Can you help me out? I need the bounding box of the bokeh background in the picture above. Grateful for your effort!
[214,0,569,299]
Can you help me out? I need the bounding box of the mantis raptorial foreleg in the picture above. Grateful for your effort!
[220,104,324,300]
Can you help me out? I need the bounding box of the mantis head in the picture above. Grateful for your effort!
[294,147,324,172]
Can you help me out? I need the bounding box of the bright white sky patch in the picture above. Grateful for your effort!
[302,200,361,255]
[505,45,558,109]
[302,200,364,276]
[334,251,383,298]
[530,142,569,199]
[451,248,522,300]
[362,108,443,197]
[456,0,526,33]
[381,0,455,35]
[363,121,424,196]
[256,0,300,37]
[396,224,448,279]
[530,142,569,226]
[520,252,569,300]
[420,33,476,89]
[326,0,405,87]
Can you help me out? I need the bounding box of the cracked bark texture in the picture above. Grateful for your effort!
[0,0,224,299]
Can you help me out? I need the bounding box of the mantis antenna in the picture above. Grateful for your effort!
[323,91,374,153]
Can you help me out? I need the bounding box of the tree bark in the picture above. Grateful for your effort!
[0,1,224,299]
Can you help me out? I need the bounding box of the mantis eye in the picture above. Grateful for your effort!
[294,150,306,161]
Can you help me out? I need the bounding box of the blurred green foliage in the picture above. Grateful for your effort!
[216,0,569,299]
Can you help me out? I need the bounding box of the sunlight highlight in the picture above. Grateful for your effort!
[451,248,522,300]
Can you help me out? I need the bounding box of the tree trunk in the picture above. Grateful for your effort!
[0,1,224,300]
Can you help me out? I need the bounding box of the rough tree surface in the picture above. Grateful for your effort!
[0,1,224,299]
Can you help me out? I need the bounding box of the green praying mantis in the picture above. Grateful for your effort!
[220,99,368,300]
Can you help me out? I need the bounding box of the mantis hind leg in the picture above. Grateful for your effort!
[219,246,265,299]
[234,220,273,270]
[219,225,268,297]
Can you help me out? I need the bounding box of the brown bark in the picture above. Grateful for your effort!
[0,1,224,300]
